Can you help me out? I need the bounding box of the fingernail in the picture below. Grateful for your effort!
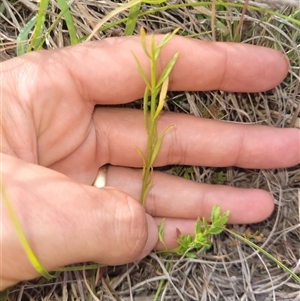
[138,214,158,260]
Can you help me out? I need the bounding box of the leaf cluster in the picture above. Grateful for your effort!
[160,205,229,258]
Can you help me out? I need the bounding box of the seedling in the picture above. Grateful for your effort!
[132,27,179,205]
[132,28,229,257]
[159,205,229,258]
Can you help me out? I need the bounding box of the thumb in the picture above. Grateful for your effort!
[1,154,158,289]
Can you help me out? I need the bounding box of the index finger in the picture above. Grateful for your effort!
[40,36,288,104]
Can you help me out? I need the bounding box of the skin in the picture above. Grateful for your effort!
[1,35,299,290]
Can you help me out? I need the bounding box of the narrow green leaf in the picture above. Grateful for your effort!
[195,218,201,235]
[153,76,169,120]
[55,0,78,45]
[1,181,55,280]
[28,0,49,51]
[154,32,171,61]
[156,52,179,89]
[132,52,151,89]
[17,15,37,56]
[150,34,156,64]
[143,0,166,4]
[34,7,66,51]
[202,217,209,231]
[158,218,168,250]
[125,2,142,36]
[226,228,300,283]
[155,28,180,60]
[140,27,151,58]
[135,146,146,168]
[149,125,173,166]
[143,87,150,130]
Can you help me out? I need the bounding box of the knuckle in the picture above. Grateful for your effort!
[103,189,147,263]
[117,195,147,261]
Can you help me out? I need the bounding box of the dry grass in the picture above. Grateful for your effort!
[1,0,300,300]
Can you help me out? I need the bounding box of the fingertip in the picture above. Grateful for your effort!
[222,44,289,92]
[258,190,275,220]
[261,47,289,90]
[228,189,275,224]
[137,214,158,260]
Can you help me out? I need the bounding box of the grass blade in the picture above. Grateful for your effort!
[125,2,142,35]
[155,27,180,60]
[153,76,169,120]
[85,0,141,42]
[27,0,49,52]
[55,0,78,45]
[140,27,151,58]
[1,180,54,280]
[17,15,37,56]
[226,228,300,283]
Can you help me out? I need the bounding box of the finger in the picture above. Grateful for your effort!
[95,108,300,169]
[7,36,288,106]
[1,154,158,289]
[106,166,274,224]
[66,37,289,102]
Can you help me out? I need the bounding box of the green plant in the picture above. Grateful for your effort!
[131,30,230,258]
[17,0,78,55]
[212,170,226,184]
[159,205,229,258]
[86,0,167,42]
[172,165,195,180]
[133,27,179,205]
[15,0,300,56]
[226,229,300,283]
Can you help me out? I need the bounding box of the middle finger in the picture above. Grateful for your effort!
[95,108,299,169]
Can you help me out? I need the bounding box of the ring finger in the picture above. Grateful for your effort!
[105,165,274,225]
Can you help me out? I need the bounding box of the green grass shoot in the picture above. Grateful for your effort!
[86,0,166,42]
[17,0,78,55]
[125,2,142,35]
[17,1,300,52]
[1,178,54,280]
[26,0,49,52]
[132,27,179,205]
[226,228,300,283]
[55,0,78,45]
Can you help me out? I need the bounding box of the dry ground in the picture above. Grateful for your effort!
[1,0,300,300]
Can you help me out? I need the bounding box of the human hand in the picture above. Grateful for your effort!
[1,36,299,289]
